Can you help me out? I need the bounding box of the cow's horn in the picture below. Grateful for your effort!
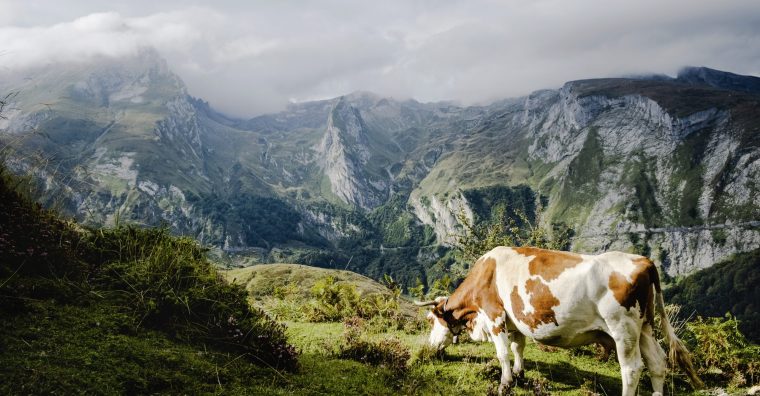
[413,300,438,307]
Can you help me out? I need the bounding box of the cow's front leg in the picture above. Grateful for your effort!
[492,331,513,394]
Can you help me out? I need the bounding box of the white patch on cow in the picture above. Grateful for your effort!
[427,311,453,349]
[608,252,640,279]
[492,246,533,297]
[469,310,492,342]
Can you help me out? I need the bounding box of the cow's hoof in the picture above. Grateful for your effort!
[497,382,513,395]
[511,369,524,380]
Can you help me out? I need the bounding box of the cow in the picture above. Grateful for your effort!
[415,246,703,396]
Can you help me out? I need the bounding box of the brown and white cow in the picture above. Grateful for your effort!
[416,246,702,396]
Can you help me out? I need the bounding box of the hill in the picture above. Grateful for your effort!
[3,154,758,395]
[225,263,400,298]
[0,163,298,393]
[224,263,418,316]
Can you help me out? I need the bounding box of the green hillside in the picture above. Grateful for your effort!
[665,249,760,342]
[0,163,298,393]
[225,263,400,298]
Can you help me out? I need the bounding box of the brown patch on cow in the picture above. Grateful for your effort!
[608,257,657,320]
[428,312,447,327]
[515,247,583,282]
[510,278,560,331]
[443,257,505,328]
[492,323,504,335]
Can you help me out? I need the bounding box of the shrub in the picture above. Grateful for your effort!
[426,274,453,299]
[1,162,299,372]
[450,202,573,279]
[681,314,760,389]
[78,226,299,371]
[412,344,445,364]
[337,317,410,376]
[303,275,362,321]
[295,275,407,330]
[402,311,430,334]
[255,282,306,321]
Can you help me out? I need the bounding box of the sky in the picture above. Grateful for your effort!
[1,0,759,117]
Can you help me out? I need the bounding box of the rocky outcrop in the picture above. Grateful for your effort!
[411,79,760,276]
[155,95,206,163]
[318,98,387,210]
[409,191,473,244]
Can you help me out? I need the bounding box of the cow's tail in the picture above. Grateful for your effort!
[651,269,704,389]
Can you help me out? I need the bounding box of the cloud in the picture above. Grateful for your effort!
[0,9,208,69]
[1,0,760,116]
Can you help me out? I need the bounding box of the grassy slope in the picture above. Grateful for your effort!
[225,264,392,296]
[223,263,418,316]
[0,164,297,394]
[224,263,707,395]
[0,301,289,395]
[269,321,700,395]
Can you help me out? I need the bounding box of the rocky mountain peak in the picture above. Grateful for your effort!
[676,66,760,94]
[319,97,387,210]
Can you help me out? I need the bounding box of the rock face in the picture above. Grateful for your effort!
[319,98,387,210]
[1,51,758,279]
[409,76,760,276]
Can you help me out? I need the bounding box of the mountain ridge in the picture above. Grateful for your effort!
[1,51,758,286]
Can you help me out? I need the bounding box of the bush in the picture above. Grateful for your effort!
[338,317,410,376]
[412,344,445,364]
[303,276,363,321]
[681,314,760,389]
[1,165,299,372]
[252,273,422,332]
[78,226,299,371]
[449,202,573,279]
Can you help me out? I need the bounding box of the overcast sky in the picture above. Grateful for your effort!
[1,0,759,117]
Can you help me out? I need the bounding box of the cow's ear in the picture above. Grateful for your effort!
[433,296,449,314]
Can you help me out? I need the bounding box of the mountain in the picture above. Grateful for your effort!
[676,66,760,95]
[1,49,759,286]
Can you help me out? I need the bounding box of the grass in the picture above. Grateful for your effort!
[224,263,394,298]
[276,321,659,395]
[0,161,299,393]
[0,301,288,395]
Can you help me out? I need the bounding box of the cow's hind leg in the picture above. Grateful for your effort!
[509,331,526,378]
[491,331,513,395]
[609,320,644,396]
[640,323,667,396]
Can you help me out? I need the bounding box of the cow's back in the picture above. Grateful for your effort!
[487,246,649,346]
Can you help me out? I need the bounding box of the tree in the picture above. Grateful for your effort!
[449,200,573,278]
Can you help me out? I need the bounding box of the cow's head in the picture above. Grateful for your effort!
[415,296,468,350]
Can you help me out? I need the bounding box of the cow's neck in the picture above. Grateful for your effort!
[446,256,504,323]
